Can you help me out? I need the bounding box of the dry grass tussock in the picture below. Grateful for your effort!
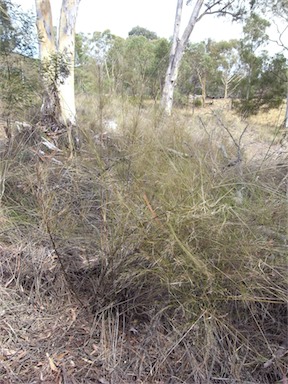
[0,97,287,383]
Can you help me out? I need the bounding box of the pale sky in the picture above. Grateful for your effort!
[18,0,244,41]
[17,0,286,55]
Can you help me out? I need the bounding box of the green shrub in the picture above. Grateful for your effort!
[194,97,202,107]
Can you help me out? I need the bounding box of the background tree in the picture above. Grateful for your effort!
[187,40,216,105]
[74,32,96,93]
[75,30,116,93]
[251,0,288,127]
[269,0,288,128]
[210,39,242,99]
[161,0,246,114]
[233,12,287,116]
[75,32,90,66]
[0,0,38,138]
[240,12,270,98]
[259,54,287,111]
[120,36,155,100]
[105,33,169,102]
[106,35,126,94]
[128,26,158,40]
[147,38,170,101]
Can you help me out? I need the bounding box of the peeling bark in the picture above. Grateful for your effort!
[35,0,59,125]
[35,0,56,59]
[35,0,80,130]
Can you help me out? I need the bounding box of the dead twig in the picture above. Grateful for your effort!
[46,223,87,309]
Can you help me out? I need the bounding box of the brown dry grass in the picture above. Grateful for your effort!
[0,97,287,383]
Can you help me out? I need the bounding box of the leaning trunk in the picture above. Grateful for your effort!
[161,0,204,115]
[161,0,183,114]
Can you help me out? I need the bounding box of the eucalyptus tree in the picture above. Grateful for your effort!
[251,0,288,127]
[128,26,158,40]
[269,0,288,128]
[149,38,170,100]
[121,35,155,99]
[161,0,248,114]
[210,40,242,99]
[0,0,38,135]
[35,0,81,135]
[75,30,117,94]
[239,13,270,100]
[88,30,115,94]
[234,12,287,116]
[106,34,169,101]
[189,40,217,104]
[75,32,90,66]
[106,35,126,94]
[259,54,287,112]
[235,51,287,115]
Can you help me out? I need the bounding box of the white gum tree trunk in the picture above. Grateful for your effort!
[35,0,58,121]
[161,0,183,115]
[35,0,80,128]
[161,0,204,115]
[58,0,80,126]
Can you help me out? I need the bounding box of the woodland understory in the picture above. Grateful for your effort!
[0,97,287,383]
[1,0,288,382]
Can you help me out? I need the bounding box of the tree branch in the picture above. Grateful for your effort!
[197,0,244,22]
[269,20,288,51]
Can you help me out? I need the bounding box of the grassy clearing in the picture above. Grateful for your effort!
[0,98,287,383]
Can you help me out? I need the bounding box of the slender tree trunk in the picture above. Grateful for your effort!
[246,67,252,100]
[197,70,206,106]
[285,84,288,129]
[222,75,228,99]
[161,0,204,115]
[201,76,206,106]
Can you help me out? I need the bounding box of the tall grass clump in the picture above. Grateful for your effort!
[0,99,287,383]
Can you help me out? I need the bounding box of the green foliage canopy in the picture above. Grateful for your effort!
[0,1,40,124]
[128,26,158,40]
